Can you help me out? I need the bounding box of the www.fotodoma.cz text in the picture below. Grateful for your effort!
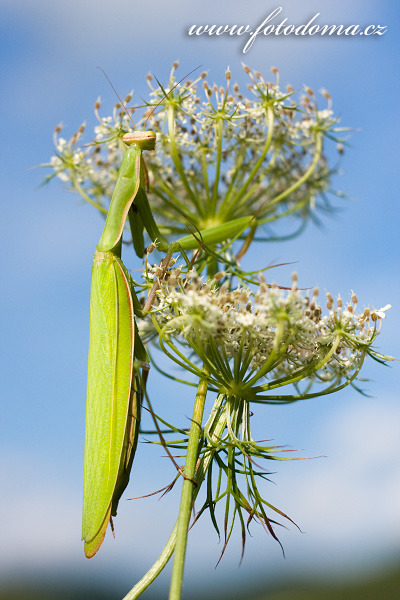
[187,7,387,53]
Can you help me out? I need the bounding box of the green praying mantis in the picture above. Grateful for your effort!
[82,77,256,558]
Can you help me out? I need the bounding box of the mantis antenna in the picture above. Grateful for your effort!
[144,65,202,126]
[97,66,137,129]
[97,65,202,130]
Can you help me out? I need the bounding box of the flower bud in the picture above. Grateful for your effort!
[214,271,226,281]
[124,91,133,104]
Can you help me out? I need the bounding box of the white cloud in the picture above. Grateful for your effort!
[265,399,400,572]
[2,398,399,587]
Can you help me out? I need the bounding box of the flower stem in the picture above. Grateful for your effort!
[71,174,107,213]
[169,371,209,600]
[122,524,177,600]
[167,105,204,217]
[122,398,228,600]
[261,132,323,214]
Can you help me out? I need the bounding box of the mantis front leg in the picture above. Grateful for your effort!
[97,131,169,256]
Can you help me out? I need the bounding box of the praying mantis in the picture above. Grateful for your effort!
[82,75,256,558]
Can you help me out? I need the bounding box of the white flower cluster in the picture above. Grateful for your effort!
[146,268,390,398]
[44,63,348,241]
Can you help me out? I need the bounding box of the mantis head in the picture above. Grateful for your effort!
[122,130,156,151]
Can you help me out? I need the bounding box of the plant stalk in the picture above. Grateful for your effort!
[123,397,228,600]
[168,371,209,600]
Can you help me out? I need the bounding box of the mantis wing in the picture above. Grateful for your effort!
[82,250,135,558]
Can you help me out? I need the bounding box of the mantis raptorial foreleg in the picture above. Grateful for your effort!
[97,131,169,256]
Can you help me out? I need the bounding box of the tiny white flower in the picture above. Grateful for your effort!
[56,138,67,151]
[236,313,255,327]
[371,304,392,320]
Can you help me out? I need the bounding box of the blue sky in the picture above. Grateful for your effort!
[1,0,399,596]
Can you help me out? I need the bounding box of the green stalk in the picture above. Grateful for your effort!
[169,371,209,600]
[210,119,224,214]
[260,132,323,213]
[218,106,274,219]
[167,105,204,217]
[122,525,177,600]
[201,148,211,204]
[242,319,287,390]
[152,179,197,222]
[70,174,107,213]
[259,332,343,391]
[123,398,228,600]
[207,259,219,280]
